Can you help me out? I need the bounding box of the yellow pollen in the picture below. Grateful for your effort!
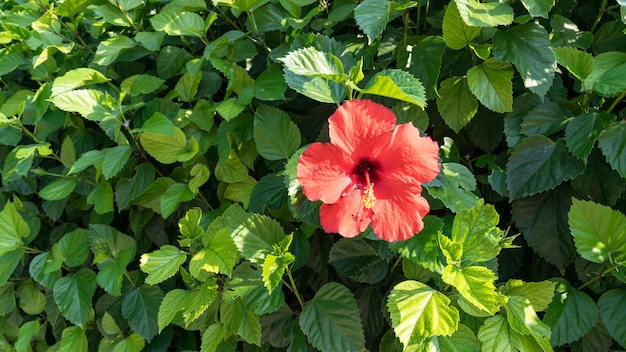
[361,183,376,209]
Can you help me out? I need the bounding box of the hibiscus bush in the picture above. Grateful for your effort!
[2,0,626,350]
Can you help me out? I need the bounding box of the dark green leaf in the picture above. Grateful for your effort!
[122,285,163,342]
[58,229,90,267]
[329,237,388,284]
[598,121,626,178]
[248,174,288,213]
[437,76,477,132]
[160,183,195,219]
[224,262,284,315]
[520,100,571,137]
[254,105,301,161]
[520,0,554,18]
[597,288,626,348]
[86,181,114,214]
[220,298,262,345]
[426,162,479,213]
[467,58,513,113]
[279,46,347,82]
[565,111,614,161]
[53,268,97,328]
[443,1,481,50]
[389,216,445,274]
[39,178,77,201]
[115,163,156,210]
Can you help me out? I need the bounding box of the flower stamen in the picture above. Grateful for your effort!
[360,166,376,209]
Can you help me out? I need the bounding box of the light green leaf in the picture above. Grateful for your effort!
[175,71,201,102]
[93,35,136,66]
[598,288,626,348]
[262,252,294,294]
[520,0,554,18]
[568,199,626,264]
[359,69,426,108]
[455,0,514,27]
[565,111,614,161]
[53,268,97,328]
[584,52,626,96]
[50,89,115,121]
[39,178,77,201]
[135,31,166,51]
[102,146,132,180]
[551,46,594,82]
[253,104,301,161]
[140,245,187,285]
[478,314,546,352]
[51,68,110,97]
[506,135,584,200]
[543,279,598,346]
[121,74,165,96]
[426,162,479,213]
[59,326,88,352]
[283,72,345,103]
[215,98,245,121]
[28,251,60,289]
[213,0,270,12]
[160,183,195,219]
[443,1,481,50]
[140,127,193,164]
[389,216,446,274]
[178,208,204,242]
[132,177,175,213]
[387,280,459,348]
[0,202,28,257]
[467,58,513,113]
[499,279,556,312]
[329,237,388,284]
[112,333,145,352]
[401,36,446,100]
[0,283,16,316]
[493,22,556,98]
[122,285,163,342]
[437,76,478,132]
[279,46,347,82]
[505,296,552,350]
[598,121,626,178]
[201,323,225,352]
[224,213,286,262]
[442,265,506,315]
[150,8,205,38]
[102,311,122,336]
[157,288,188,332]
[18,281,46,315]
[189,229,237,277]
[68,150,104,175]
[87,181,114,214]
[15,320,40,352]
[300,282,365,352]
[215,152,249,183]
[181,279,217,326]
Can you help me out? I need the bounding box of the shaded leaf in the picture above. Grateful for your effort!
[53,268,97,328]
[437,76,477,132]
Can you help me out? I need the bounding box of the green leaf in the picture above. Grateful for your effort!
[443,1,481,50]
[505,296,552,350]
[455,0,514,27]
[511,186,577,271]
[329,237,388,284]
[262,252,295,294]
[0,283,16,316]
[253,105,301,161]
[179,281,215,328]
[570,319,613,352]
[442,265,506,315]
[389,216,446,274]
[426,162,479,213]
[87,181,114,214]
[115,163,156,210]
[598,288,626,348]
[354,0,392,44]
[189,229,237,277]
[102,311,122,336]
[122,285,163,342]
[565,111,614,161]
[551,46,594,82]
[53,268,97,328]
[598,121,626,178]
[18,282,46,315]
[28,251,60,289]
[224,262,284,315]
[359,69,426,108]
[584,52,626,96]
[93,35,136,66]
[279,46,347,82]
[39,178,77,201]
[140,245,187,285]
[225,213,286,262]
[49,89,115,121]
[437,76,477,132]
[160,183,195,219]
[89,224,137,296]
[51,68,110,97]
[132,177,175,213]
[201,323,225,352]
[506,135,584,200]
[248,173,288,213]
[215,152,249,183]
[253,64,287,101]
[15,320,40,352]
[0,201,28,257]
[150,8,205,38]
[400,36,446,100]
[467,58,513,113]
[543,279,598,346]
[68,150,104,175]
[520,0,554,18]
[519,100,571,137]
[102,146,132,180]
[175,72,201,102]
[2,145,37,184]
[158,289,188,332]
[387,280,459,347]
[493,22,556,98]
[499,279,556,312]
[121,74,165,96]
[300,282,365,352]
[59,326,88,352]
[220,297,262,345]
[477,314,545,351]
[140,128,194,164]
[568,199,626,264]
[214,0,270,12]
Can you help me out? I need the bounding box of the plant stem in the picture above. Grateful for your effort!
[590,0,608,33]
[607,89,626,113]
[286,266,305,310]
[577,262,619,290]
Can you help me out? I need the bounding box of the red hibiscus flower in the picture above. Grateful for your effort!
[297,100,440,242]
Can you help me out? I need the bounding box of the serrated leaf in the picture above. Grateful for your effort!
[215,152,249,183]
[89,224,136,296]
[442,265,506,315]
[598,121,626,178]
[140,128,193,164]
[426,162,479,213]
[253,105,301,161]
[597,288,626,348]
[58,229,90,267]
[329,237,388,284]
[158,289,188,332]
[283,72,346,103]
[51,68,110,97]
[499,280,556,312]
[443,1,481,50]
[493,22,556,98]
[224,262,284,315]
[50,89,115,121]
[437,76,478,132]
[543,279,598,346]
[201,323,225,352]
[477,314,545,351]
[505,296,552,350]
[359,69,426,108]
[300,282,365,352]
[28,251,60,289]
[122,285,163,342]
[279,46,347,82]
[115,163,156,210]
[511,186,577,271]
[568,199,626,264]
[262,252,294,294]
[387,280,459,347]
[400,36,446,100]
[87,181,114,214]
[39,178,77,201]
[506,135,584,200]
[160,183,195,219]
[68,150,104,175]
[467,58,513,113]
[584,52,626,96]
[519,100,571,137]
[93,35,135,66]
[189,229,237,277]
[220,298,262,345]
[121,74,165,96]
[565,111,614,161]
[59,326,88,352]
[520,0,554,18]
[140,245,187,285]
[150,8,205,37]
[253,64,286,101]
[0,202,28,257]
[551,46,594,82]
[225,213,286,262]
[354,0,392,44]
[570,319,613,352]
[389,216,446,274]
[53,268,97,328]
[248,173,288,213]
[455,0,514,27]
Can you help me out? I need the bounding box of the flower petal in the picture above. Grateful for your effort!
[297,142,353,204]
[377,123,440,185]
[371,180,430,242]
[319,187,372,238]
[329,100,396,160]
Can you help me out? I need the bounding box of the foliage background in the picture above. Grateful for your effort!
[1,0,626,351]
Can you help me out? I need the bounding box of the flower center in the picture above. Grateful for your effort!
[359,163,376,210]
